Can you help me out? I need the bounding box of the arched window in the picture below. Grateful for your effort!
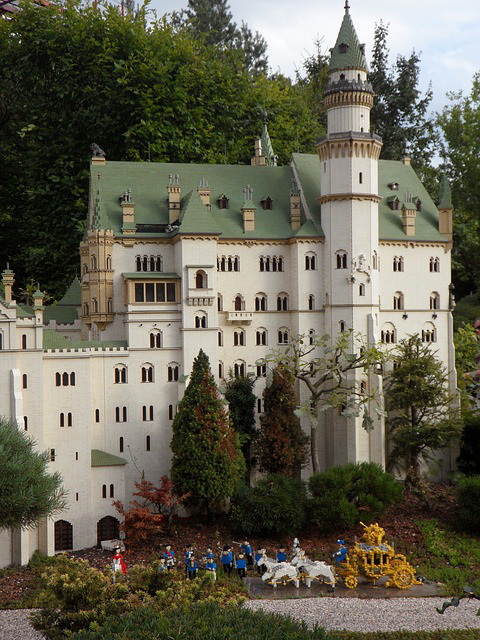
[195,270,207,289]
[60,413,65,427]
[308,294,315,310]
[107,298,113,313]
[218,331,223,346]
[393,256,404,272]
[54,520,73,552]
[141,364,154,383]
[82,263,88,275]
[168,405,174,420]
[168,364,179,382]
[106,255,112,270]
[146,436,151,451]
[70,372,75,386]
[381,323,397,344]
[255,294,267,311]
[233,329,245,346]
[277,328,289,344]
[256,361,267,377]
[119,437,124,453]
[217,294,223,311]
[393,292,404,310]
[430,292,440,310]
[218,362,224,379]
[309,329,315,345]
[234,295,244,311]
[149,331,162,348]
[95,409,100,423]
[62,372,69,386]
[92,298,98,313]
[305,252,317,271]
[56,372,61,386]
[114,365,127,384]
[430,257,440,273]
[359,172,363,184]
[195,312,207,328]
[359,284,365,296]
[256,328,267,346]
[336,251,347,269]
[23,416,28,431]
[136,256,142,271]
[22,374,28,389]
[91,255,97,270]
[234,360,246,377]
[217,194,229,209]
[276,294,288,311]
[83,303,90,316]
[67,412,73,427]
[102,484,107,499]
[422,323,437,343]
[339,321,346,333]
[372,251,378,270]
[142,405,153,421]
[22,334,27,350]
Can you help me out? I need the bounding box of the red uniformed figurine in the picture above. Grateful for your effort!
[112,546,127,575]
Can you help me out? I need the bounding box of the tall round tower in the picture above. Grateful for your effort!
[317,2,385,468]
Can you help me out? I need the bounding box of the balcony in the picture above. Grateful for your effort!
[227,311,253,325]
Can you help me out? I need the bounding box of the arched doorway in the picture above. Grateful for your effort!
[97,515,120,546]
[54,520,73,551]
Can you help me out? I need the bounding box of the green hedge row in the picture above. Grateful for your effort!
[72,602,332,639]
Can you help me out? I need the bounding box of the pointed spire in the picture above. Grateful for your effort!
[328,5,368,72]
[261,117,277,167]
[438,174,453,209]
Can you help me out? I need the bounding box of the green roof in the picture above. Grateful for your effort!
[91,450,128,467]
[328,7,368,72]
[44,278,81,325]
[88,154,446,245]
[43,329,127,350]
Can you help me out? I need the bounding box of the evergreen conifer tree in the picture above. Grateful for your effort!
[224,372,257,477]
[170,349,245,517]
[256,367,309,477]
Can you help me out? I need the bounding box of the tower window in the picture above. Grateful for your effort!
[336,252,347,269]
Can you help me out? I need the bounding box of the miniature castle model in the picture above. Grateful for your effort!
[0,4,456,567]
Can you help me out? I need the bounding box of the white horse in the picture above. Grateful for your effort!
[291,550,336,588]
[257,554,300,588]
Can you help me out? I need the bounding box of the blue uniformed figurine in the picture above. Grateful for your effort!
[255,547,266,575]
[221,544,234,575]
[333,539,347,564]
[184,543,194,576]
[163,544,176,571]
[240,539,253,567]
[205,552,217,580]
[276,545,287,563]
[158,558,167,573]
[187,555,198,579]
[236,552,247,578]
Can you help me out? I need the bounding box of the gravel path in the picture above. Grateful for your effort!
[245,597,480,633]
[2,599,480,638]
[0,610,44,640]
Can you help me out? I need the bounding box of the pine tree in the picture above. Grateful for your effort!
[185,0,238,48]
[224,372,257,476]
[170,350,245,517]
[256,367,309,478]
[385,335,462,488]
[0,417,66,529]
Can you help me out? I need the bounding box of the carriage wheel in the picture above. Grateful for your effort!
[392,567,415,589]
[390,554,407,570]
[344,575,358,589]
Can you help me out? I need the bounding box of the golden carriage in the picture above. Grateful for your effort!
[336,522,421,590]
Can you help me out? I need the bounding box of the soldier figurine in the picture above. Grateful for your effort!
[221,544,234,575]
[205,552,217,581]
[163,544,176,571]
[187,555,198,579]
[236,552,247,578]
[240,539,253,567]
[276,545,287,563]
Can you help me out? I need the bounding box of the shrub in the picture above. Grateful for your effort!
[456,475,480,532]
[457,416,480,476]
[31,556,131,639]
[230,474,307,536]
[308,462,403,532]
[73,602,332,639]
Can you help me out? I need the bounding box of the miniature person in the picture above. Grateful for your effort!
[205,553,217,581]
[158,558,167,573]
[240,539,253,567]
[184,543,194,576]
[255,547,266,575]
[276,545,287,563]
[187,555,198,579]
[163,544,176,571]
[112,546,127,575]
[333,539,347,564]
[221,544,234,575]
[236,552,247,578]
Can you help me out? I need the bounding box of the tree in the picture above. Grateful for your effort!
[437,74,480,298]
[0,417,66,529]
[369,21,437,181]
[384,334,462,488]
[170,349,245,518]
[256,367,309,477]
[453,323,480,412]
[184,0,268,74]
[266,331,384,473]
[224,372,257,476]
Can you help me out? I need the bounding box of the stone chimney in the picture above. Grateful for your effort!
[120,189,136,235]
[197,177,211,209]
[242,185,255,232]
[290,180,301,230]
[168,174,181,224]
[2,266,14,304]
[33,287,44,324]
[401,139,411,166]
[251,138,266,166]
[402,203,416,236]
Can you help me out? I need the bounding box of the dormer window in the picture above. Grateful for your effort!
[387,196,400,211]
[217,195,229,210]
[339,73,346,80]
[339,43,349,54]
[261,196,273,210]
[388,182,399,191]
[416,199,422,211]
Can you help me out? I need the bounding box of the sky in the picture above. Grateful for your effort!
[147,0,480,114]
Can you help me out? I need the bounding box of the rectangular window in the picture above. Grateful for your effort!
[135,281,177,303]
[135,283,144,302]
[167,283,176,301]
[145,283,155,302]
[156,283,165,302]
